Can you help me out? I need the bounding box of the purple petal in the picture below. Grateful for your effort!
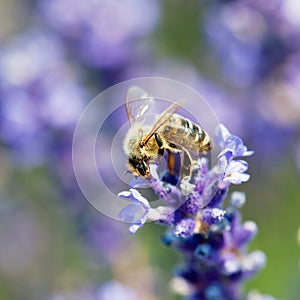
[243,149,255,157]
[118,188,150,209]
[202,208,226,225]
[181,193,200,215]
[215,123,231,149]
[174,218,195,238]
[148,206,173,221]
[119,203,147,223]
[224,173,250,185]
[221,255,241,276]
[225,135,247,157]
[230,191,246,208]
[242,250,266,277]
[129,219,146,234]
[207,188,228,208]
[218,150,233,173]
[223,160,250,184]
[199,168,220,208]
[215,124,253,158]
[234,221,258,247]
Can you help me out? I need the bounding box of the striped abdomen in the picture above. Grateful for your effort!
[159,114,212,153]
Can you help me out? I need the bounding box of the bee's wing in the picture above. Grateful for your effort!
[141,100,184,146]
[125,86,155,126]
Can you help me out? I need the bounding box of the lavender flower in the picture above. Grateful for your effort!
[216,124,253,188]
[203,1,299,86]
[118,188,173,234]
[118,124,273,299]
[0,30,87,166]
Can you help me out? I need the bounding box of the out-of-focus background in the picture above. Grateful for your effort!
[0,0,299,299]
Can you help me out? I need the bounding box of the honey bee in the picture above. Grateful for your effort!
[123,86,212,179]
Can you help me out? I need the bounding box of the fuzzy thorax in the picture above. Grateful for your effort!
[123,123,153,157]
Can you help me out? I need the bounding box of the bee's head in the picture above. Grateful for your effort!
[128,157,150,177]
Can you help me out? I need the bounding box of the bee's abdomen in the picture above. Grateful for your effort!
[160,115,212,153]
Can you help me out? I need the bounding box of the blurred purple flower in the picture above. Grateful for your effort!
[230,191,246,208]
[97,281,138,300]
[49,281,138,300]
[38,0,160,68]
[203,1,300,86]
[0,30,87,165]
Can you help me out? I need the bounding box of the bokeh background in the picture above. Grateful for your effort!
[0,0,299,299]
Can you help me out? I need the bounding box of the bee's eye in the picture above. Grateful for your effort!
[137,165,146,176]
[129,158,139,168]
[128,158,149,177]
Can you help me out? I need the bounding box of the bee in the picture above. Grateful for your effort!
[123,86,212,179]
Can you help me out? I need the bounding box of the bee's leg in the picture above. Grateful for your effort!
[166,149,175,175]
[158,148,164,156]
[166,142,192,179]
[180,147,193,178]
[165,142,180,176]
[154,133,165,157]
[154,133,164,148]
